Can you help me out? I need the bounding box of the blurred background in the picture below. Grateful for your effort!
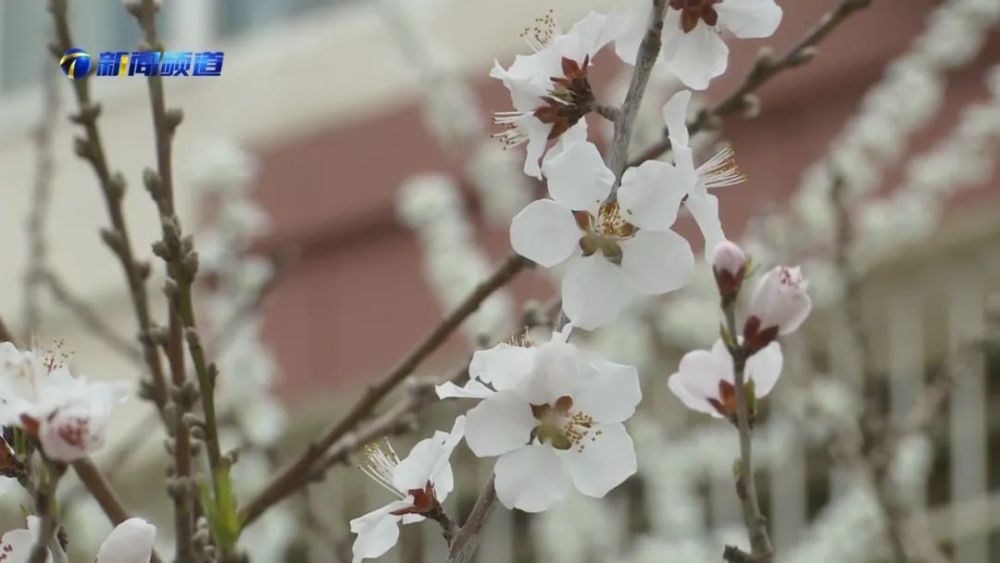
[0,0,999,561]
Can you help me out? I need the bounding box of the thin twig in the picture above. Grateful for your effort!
[27,461,63,563]
[831,176,950,563]
[22,55,59,339]
[46,0,169,413]
[723,305,773,562]
[446,476,498,563]
[628,0,873,167]
[124,1,198,558]
[607,0,667,195]
[239,253,529,526]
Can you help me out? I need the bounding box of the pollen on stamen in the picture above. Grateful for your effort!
[698,146,746,189]
[519,9,561,53]
[491,121,530,149]
[359,439,405,498]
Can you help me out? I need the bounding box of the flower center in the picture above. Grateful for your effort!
[707,379,757,424]
[530,396,600,452]
[573,203,637,265]
[669,0,721,33]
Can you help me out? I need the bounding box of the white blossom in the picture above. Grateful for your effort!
[0,343,127,462]
[510,132,693,329]
[350,416,465,563]
[438,328,641,512]
[491,12,616,177]
[614,0,782,90]
[668,339,782,419]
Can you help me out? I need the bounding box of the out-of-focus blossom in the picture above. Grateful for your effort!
[0,343,126,462]
[95,518,157,563]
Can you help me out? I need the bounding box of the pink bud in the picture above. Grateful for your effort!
[711,241,747,301]
[744,266,811,352]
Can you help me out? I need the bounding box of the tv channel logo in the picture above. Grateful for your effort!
[59,48,93,80]
[59,49,224,79]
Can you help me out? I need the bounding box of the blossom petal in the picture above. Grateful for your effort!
[494,445,571,512]
[350,502,409,563]
[668,374,722,417]
[662,90,692,149]
[519,341,581,406]
[393,416,465,495]
[746,342,783,398]
[619,229,694,295]
[464,394,536,457]
[558,423,637,498]
[618,160,690,231]
[664,23,729,90]
[571,361,642,423]
[685,191,726,260]
[96,518,156,563]
[469,344,536,391]
[522,117,555,179]
[542,142,614,213]
[0,517,52,563]
[559,12,615,62]
[561,255,636,330]
[435,381,494,400]
[716,0,783,39]
[611,0,649,65]
[667,348,731,416]
[510,199,580,268]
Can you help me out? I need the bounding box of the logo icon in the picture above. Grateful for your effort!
[60,48,93,80]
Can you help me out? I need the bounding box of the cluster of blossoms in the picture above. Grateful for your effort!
[352,3,813,561]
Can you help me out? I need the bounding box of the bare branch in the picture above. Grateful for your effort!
[240,253,529,526]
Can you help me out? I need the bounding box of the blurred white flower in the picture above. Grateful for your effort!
[95,518,156,563]
[350,417,465,563]
[0,516,52,563]
[188,140,257,194]
[511,139,693,329]
[439,329,641,512]
[614,0,782,90]
[668,339,782,420]
[0,343,127,462]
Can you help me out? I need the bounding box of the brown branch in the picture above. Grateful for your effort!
[446,476,498,563]
[47,0,169,413]
[27,462,64,563]
[629,0,873,167]
[723,305,773,562]
[123,1,200,558]
[607,0,667,195]
[239,253,528,526]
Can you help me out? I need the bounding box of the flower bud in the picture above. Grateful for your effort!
[711,240,747,303]
[744,266,812,353]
